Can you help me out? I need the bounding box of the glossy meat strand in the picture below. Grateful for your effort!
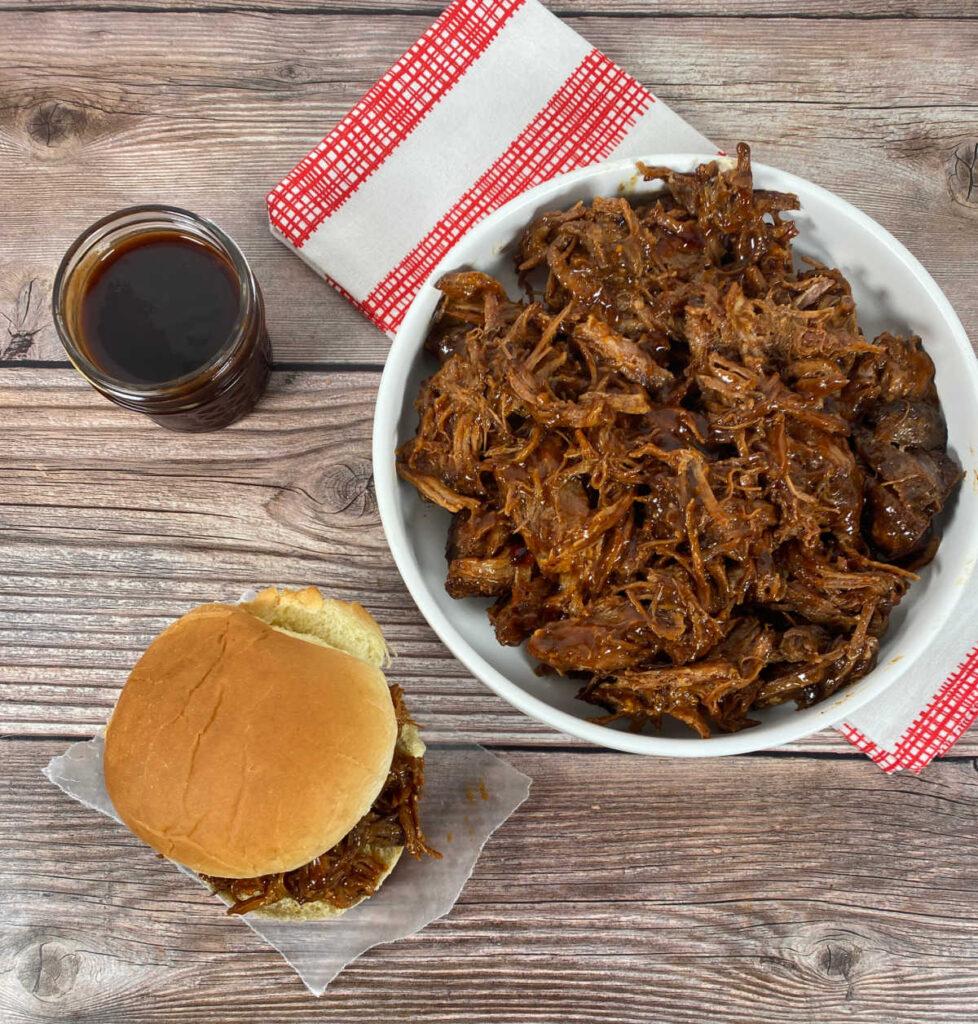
[397,143,960,737]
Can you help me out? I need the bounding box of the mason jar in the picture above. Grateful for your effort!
[52,205,271,432]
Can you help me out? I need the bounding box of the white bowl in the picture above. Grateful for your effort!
[374,154,978,755]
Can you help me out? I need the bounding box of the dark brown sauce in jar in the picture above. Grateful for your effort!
[79,232,240,386]
[53,206,271,431]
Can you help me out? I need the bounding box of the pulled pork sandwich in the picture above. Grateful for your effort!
[396,143,961,739]
[104,586,438,919]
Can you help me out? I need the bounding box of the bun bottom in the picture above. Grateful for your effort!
[205,845,404,922]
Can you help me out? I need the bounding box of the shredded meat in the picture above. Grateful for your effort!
[396,143,961,737]
[203,686,439,915]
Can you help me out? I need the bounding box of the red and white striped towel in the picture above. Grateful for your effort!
[266,0,712,336]
[266,0,978,772]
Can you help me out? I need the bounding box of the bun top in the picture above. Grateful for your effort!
[241,586,391,669]
[103,602,398,878]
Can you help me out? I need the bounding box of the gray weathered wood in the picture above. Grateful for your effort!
[1,12,975,365]
[4,740,978,1023]
[2,1,975,16]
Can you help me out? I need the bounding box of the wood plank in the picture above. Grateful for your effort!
[3,740,978,1022]
[2,366,975,757]
[3,1,974,17]
[1,13,975,365]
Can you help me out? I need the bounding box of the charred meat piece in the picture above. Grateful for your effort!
[488,567,557,646]
[865,399,947,451]
[858,438,960,560]
[854,391,960,561]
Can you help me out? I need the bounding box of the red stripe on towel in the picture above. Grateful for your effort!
[267,0,526,247]
[362,49,653,335]
[839,645,978,772]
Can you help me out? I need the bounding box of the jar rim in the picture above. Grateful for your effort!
[52,205,257,399]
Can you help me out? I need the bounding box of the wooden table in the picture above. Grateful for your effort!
[2,1,977,1020]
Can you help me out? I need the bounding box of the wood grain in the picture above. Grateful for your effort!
[4,740,978,1023]
[1,366,974,756]
[2,1,975,16]
[0,12,975,365]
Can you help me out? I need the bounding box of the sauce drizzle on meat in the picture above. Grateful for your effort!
[396,143,961,738]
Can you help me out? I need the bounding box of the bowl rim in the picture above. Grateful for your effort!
[373,152,978,756]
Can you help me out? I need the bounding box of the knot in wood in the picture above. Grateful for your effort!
[320,461,375,518]
[27,102,86,147]
[947,140,978,209]
[15,936,81,1001]
[818,939,858,980]
[775,927,866,998]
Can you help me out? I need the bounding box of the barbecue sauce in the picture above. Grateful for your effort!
[79,231,240,385]
[54,206,271,431]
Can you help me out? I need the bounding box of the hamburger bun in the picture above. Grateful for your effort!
[104,595,400,883]
[234,844,404,921]
[242,586,391,669]
[212,692,426,922]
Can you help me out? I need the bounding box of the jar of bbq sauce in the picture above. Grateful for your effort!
[53,206,270,431]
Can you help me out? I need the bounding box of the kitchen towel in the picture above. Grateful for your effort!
[266,0,715,337]
[266,0,978,772]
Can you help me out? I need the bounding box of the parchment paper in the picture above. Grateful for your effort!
[43,737,530,995]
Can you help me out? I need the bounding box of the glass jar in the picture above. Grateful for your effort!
[52,205,271,432]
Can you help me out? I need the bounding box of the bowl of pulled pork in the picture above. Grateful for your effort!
[373,144,978,754]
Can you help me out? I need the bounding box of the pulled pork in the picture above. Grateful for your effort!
[203,686,439,915]
[396,143,960,738]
